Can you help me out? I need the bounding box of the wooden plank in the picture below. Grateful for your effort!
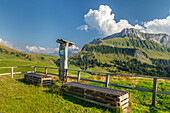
[120,98,129,106]
[36,71,45,74]
[119,93,129,102]
[63,92,120,110]
[47,73,59,76]
[42,78,52,81]
[152,78,157,106]
[35,66,59,69]
[121,103,129,110]
[70,87,84,93]
[109,83,152,92]
[64,89,119,105]
[85,90,118,101]
[67,76,77,79]
[64,82,128,96]
[157,91,170,95]
[80,78,106,84]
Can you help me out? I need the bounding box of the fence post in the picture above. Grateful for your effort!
[152,78,157,106]
[58,69,61,80]
[45,67,47,75]
[77,71,81,82]
[11,67,13,78]
[106,74,109,87]
[65,69,68,82]
[34,66,36,74]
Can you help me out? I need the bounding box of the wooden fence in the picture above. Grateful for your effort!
[0,66,170,106]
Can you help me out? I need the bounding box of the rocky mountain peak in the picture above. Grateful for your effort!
[90,28,170,48]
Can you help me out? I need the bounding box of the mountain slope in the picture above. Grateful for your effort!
[69,29,170,77]
[90,28,170,48]
[0,44,59,67]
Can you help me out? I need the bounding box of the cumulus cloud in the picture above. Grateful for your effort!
[79,5,170,36]
[26,45,80,55]
[80,5,143,36]
[68,45,81,54]
[142,16,170,35]
[0,38,13,48]
[26,45,59,54]
[77,25,88,31]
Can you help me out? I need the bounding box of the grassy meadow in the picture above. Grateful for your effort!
[0,71,169,113]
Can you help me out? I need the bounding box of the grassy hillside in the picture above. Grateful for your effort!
[0,44,59,67]
[0,44,60,75]
[0,74,169,113]
[101,38,170,59]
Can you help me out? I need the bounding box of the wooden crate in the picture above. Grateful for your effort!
[63,82,129,112]
[24,73,52,86]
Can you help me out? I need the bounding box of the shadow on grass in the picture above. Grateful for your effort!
[15,78,41,86]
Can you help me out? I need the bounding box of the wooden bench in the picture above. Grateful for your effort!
[63,82,129,112]
[24,73,52,86]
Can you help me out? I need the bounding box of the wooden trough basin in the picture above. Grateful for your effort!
[24,73,52,86]
[63,82,129,112]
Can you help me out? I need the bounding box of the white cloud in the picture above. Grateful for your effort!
[82,5,143,36]
[79,5,170,36]
[68,45,81,54]
[134,24,144,30]
[143,15,170,35]
[26,45,80,55]
[26,45,59,54]
[77,25,88,31]
[0,38,13,48]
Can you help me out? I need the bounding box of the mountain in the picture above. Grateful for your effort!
[69,28,170,77]
[90,28,170,48]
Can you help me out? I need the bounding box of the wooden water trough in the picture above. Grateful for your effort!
[63,82,129,112]
[24,73,52,86]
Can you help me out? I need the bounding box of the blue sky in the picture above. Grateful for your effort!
[0,0,170,55]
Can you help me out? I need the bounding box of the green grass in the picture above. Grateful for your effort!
[101,38,170,60]
[142,49,170,60]
[0,74,169,113]
[0,75,110,113]
[68,74,170,113]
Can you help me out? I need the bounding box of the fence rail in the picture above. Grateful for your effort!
[0,65,170,106]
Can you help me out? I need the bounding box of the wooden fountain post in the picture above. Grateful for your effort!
[56,39,74,82]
